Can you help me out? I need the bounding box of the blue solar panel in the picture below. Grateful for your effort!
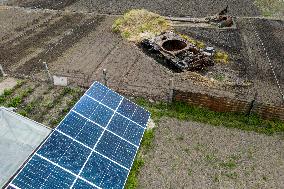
[108,114,144,146]
[6,186,16,189]
[72,179,99,189]
[95,131,137,168]
[81,153,128,189]
[11,155,75,189]
[8,81,151,189]
[117,99,137,118]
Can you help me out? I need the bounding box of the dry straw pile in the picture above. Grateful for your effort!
[112,9,172,43]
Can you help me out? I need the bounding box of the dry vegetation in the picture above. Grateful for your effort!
[214,51,229,64]
[112,9,172,42]
[179,33,206,49]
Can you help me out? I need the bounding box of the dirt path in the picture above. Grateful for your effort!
[0,78,17,95]
[139,118,284,189]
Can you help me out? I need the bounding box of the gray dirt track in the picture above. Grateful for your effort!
[138,118,284,189]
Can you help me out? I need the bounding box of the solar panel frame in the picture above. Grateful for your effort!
[7,81,150,189]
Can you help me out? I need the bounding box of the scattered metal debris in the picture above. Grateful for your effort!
[140,31,214,72]
[167,6,234,29]
[207,5,234,28]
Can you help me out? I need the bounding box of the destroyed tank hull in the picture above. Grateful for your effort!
[140,32,214,72]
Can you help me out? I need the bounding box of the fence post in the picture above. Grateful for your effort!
[103,69,107,86]
[169,78,174,103]
[247,92,258,116]
[0,64,7,77]
[43,62,53,83]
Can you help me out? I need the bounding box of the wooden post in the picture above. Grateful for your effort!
[43,62,52,83]
[103,69,107,86]
[0,64,7,77]
[169,78,174,103]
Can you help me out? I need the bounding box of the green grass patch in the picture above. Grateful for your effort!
[125,129,155,189]
[135,98,284,135]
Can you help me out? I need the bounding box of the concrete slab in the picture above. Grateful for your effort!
[0,77,17,95]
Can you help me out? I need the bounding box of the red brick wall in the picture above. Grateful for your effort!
[253,103,284,121]
[174,90,284,121]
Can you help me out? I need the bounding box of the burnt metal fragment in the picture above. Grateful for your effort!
[208,5,234,28]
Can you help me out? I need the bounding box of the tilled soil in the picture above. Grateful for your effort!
[6,0,261,17]
[138,118,284,189]
[237,18,284,105]
[0,7,43,39]
[6,0,77,10]
[0,8,105,76]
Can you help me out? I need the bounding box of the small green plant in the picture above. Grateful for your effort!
[187,168,192,176]
[213,174,220,183]
[3,89,13,96]
[214,51,229,64]
[262,175,268,181]
[184,148,190,155]
[18,110,28,117]
[224,172,238,179]
[193,143,205,152]
[214,73,226,82]
[141,129,155,152]
[205,154,219,164]
[0,89,13,104]
[176,135,184,141]
[7,96,22,107]
[0,80,25,105]
[219,159,237,169]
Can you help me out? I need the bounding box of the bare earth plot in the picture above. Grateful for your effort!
[175,18,284,105]
[139,118,284,189]
[6,0,261,17]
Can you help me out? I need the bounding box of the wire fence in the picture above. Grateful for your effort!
[249,19,284,102]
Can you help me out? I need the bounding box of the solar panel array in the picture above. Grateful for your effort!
[7,82,150,189]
